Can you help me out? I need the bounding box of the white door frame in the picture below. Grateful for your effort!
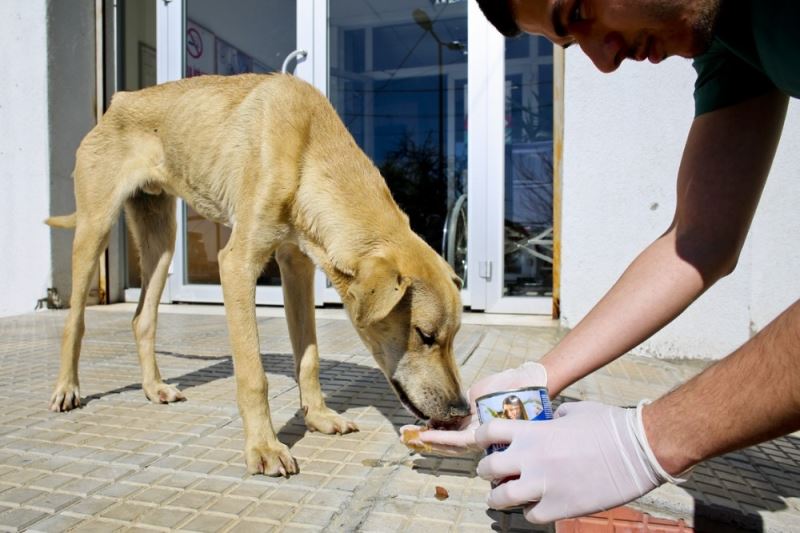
[467,0,557,315]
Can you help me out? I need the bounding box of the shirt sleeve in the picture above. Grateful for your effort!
[692,40,775,117]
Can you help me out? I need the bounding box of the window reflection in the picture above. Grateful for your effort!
[329,1,469,284]
[504,35,554,297]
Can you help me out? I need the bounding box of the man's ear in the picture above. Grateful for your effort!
[346,256,411,327]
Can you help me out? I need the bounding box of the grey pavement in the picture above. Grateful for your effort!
[0,305,798,532]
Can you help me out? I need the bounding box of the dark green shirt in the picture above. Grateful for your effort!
[693,0,799,116]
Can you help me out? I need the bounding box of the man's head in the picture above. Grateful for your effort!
[477,0,722,73]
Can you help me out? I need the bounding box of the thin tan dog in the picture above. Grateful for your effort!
[47,73,469,476]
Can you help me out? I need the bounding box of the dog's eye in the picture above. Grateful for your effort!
[416,327,436,347]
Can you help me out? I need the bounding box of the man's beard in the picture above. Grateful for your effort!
[688,0,723,52]
[645,0,722,55]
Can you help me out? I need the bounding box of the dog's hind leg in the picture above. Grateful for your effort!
[219,225,298,477]
[276,243,358,435]
[50,189,122,412]
[124,191,184,404]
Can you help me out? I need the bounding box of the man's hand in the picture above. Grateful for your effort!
[475,401,683,523]
[401,362,548,456]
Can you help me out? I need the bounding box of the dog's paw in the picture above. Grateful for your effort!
[304,407,359,435]
[245,441,299,477]
[49,382,81,412]
[143,381,186,404]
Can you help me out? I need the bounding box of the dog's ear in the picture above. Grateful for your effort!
[346,256,411,327]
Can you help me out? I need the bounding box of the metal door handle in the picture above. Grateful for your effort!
[281,49,308,74]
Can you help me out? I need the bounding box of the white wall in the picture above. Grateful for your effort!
[0,0,96,318]
[561,50,800,359]
[0,1,52,317]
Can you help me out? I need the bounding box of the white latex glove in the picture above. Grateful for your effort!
[475,400,686,523]
[401,362,548,456]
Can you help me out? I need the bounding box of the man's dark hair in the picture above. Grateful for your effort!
[475,0,522,37]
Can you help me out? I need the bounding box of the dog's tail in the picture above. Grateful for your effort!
[45,213,77,229]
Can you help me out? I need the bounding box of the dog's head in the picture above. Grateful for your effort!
[343,242,469,429]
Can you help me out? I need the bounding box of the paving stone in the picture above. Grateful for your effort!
[27,473,76,492]
[130,486,180,505]
[225,482,274,501]
[189,477,237,495]
[0,469,45,486]
[179,512,233,532]
[359,512,407,532]
[68,518,123,532]
[226,519,278,533]
[26,512,84,532]
[166,490,217,512]
[149,456,191,470]
[136,507,193,529]
[100,501,152,522]
[57,477,109,497]
[61,496,117,517]
[0,487,48,506]
[27,492,81,513]
[93,483,140,499]
[0,507,50,531]
[246,501,296,522]
[205,496,252,516]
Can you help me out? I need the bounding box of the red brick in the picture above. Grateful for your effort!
[555,506,694,533]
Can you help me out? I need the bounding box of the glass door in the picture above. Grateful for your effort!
[490,34,558,314]
[159,0,324,305]
[326,0,469,304]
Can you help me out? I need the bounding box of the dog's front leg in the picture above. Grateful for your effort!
[219,239,298,477]
[276,244,358,435]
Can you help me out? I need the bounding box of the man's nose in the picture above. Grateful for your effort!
[580,32,626,73]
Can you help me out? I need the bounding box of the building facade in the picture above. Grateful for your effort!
[3,0,799,360]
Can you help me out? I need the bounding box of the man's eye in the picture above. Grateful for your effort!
[416,327,436,347]
[569,0,585,24]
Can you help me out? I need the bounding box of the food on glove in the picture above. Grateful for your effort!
[401,426,432,453]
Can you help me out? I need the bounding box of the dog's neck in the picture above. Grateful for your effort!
[293,195,412,298]
[297,238,355,296]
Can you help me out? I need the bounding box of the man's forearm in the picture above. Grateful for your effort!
[542,229,713,397]
[643,298,800,475]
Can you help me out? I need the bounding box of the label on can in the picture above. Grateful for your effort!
[475,386,553,454]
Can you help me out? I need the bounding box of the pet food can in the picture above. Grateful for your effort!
[475,387,553,454]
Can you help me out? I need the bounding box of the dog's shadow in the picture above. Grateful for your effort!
[82,349,417,449]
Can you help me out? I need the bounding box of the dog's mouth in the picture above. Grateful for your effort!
[426,417,465,430]
[390,379,428,421]
[389,379,466,430]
